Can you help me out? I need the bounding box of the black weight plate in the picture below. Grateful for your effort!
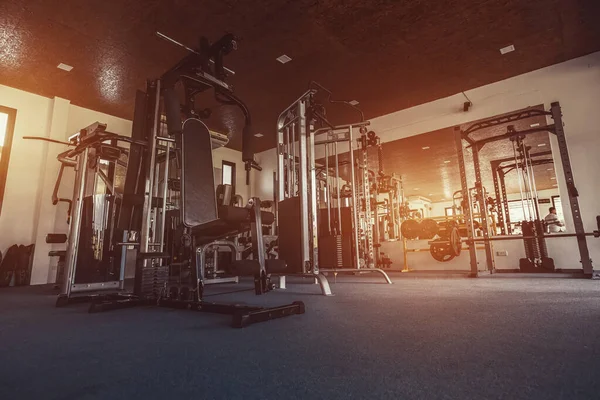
[450,227,462,257]
[401,219,420,240]
[430,242,455,262]
[420,219,439,239]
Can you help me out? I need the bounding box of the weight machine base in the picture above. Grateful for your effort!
[56,292,131,308]
[272,273,334,296]
[88,294,305,328]
[320,268,393,284]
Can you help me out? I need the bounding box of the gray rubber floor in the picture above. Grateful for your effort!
[1,273,599,400]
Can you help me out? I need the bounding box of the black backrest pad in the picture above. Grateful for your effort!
[181,118,218,227]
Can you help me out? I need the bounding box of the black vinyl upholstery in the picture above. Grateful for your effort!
[180,118,274,245]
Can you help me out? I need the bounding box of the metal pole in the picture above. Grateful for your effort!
[348,127,361,269]
[334,141,342,235]
[63,148,89,295]
[550,102,595,277]
[297,100,311,273]
[472,144,495,273]
[286,127,292,196]
[454,128,478,276]
[308,121,320,273]
[325,139,331,235]
[291,123,296,197]
[159,142,170,252]
[141,80,161,255]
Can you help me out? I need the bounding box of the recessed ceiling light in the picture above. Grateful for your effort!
[414,188,420,190]
[550,177,556,180]
[538,143,546,147]
[57,63,73,72]
[349,100,359,106]
[443,160,451,164]
[276,54,292,64]
[547,168,553,171]
[421,146,430,150]
[552,184,558,187]
[530,123,540,127]
[500,44,515,55]
[254,133,264,138]
[428,193,433,196]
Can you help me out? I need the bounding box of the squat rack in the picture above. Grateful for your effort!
[454,102,596,278]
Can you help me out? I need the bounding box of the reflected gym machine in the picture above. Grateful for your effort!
[454,103,599,278]
[275,85,392,289]
[37,32,305,327]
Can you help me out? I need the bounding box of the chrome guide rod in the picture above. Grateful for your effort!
[159,142,170,252]
[63,147,89,296]
[334,141,342,234]
[141,80,161,255]
[325,137,331,235]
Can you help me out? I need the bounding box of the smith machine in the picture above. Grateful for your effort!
[453,103,599,278]
[39,33,305,327]
[275,85,394,292]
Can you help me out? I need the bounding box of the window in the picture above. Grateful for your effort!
[0,106,17,216]
[551,195,564,221]
[508,199,537,223]
[221,161,236,192]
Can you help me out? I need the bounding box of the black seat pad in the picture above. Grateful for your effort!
[191,206,274,244]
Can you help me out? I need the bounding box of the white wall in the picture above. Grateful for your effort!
[0,83,248,284]
[254,51,600,270]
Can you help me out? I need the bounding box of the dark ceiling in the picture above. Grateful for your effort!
[1,0,599,151]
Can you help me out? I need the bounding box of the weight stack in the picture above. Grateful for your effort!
[319,235,353,269]
[534,219,549,258]
[134,264,169,299]
[278,197,304,273]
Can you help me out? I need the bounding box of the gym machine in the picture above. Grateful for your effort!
[454,103,599,278]
[275,86,392,291]
[490,151,554,235]
[38,33,305,327]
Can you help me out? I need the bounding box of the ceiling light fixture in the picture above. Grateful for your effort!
[443,160,451,164]
[547,168,553,171]
[421,146,430,150]
[552,184,558,187]
[550,177,556,180]
[500,44,515,55]
[276,54,292,64]
[414,188,420,190]
[530,123,540,127]
[349,100,359,106]
[538,143,546,147]
[57,63,73,72]
[254,133,264,138]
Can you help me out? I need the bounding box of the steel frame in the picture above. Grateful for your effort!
[276,91,392,292]
[455,102,597,278]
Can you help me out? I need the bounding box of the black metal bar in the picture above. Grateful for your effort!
[494,151,552,166]
[550,102,596,277]
[491,161,506,235]
[463,109,552,136]
[498,171,511,234]
[454,127,479,277]
[468,126,556,150]
[471,144,495,273]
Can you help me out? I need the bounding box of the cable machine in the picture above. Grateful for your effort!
[276,86,392,287]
